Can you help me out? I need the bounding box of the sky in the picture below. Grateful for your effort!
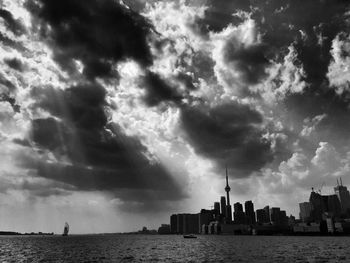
[0,0,350,234]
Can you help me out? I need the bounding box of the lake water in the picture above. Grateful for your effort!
[0,235,349,262]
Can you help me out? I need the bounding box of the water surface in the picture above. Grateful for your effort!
[0,235,349,262]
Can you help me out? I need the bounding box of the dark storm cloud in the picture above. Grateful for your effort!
[26,0,153,78]
[286,89,350,150]
[198,0,250,33]
[0,172,72,198]
[4,58,25,72]
[197,0,350,151]
[0,9,27,36]
[251,0,350,86]
[27,83,186,206]
[142,71,183,106]
[223,41,269,85]
[181,103,273,177]
[198,0,350,86]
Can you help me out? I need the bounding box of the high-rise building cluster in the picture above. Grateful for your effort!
[169,168,292,235]
[163,170,350,235]
[296,178,350,234]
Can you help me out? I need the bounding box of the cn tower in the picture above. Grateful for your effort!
[225,167,231,206]
[225,166,232,222]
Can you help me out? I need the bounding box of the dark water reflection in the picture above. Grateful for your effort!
[0,235,349,262]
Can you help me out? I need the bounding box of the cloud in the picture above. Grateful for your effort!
[25,82,187,210]
[210,18,272,97]
[0,8,27,36]
[328,33,350,93]
[198,0,250,33]
[142,71,183,106]
[26,0,153,78]
[180,102,273,177]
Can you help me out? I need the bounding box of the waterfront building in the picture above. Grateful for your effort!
[334,178,350,215]
[176,213,199,234]
[158,224,171,234]
[199,209,215,234]
[245,200,256,225]
[299,202,313,222]
[186,214,199,234]
[177,214,184,234]
[170,214,178,233]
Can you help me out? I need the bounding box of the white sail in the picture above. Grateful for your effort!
[63,222,69,236]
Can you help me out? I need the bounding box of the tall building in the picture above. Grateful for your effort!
[263,206,271,223]
[256,209,265,224]
[185,214,199,234]
[327,194,341,217]
[234,202,246,224]
[220,196,226,218]
[214,202,221,216]
[245,200,256,225]
[170,214,178,233]
[334,178,350,215]
[299,202,313,222]
[199,209,215,233]
[225,168,233,222]
[176,213,199,234]
[234,202,243,212]
[177,214,184,234]
[309,189,326,222]
[279,210,288,226]
[270,207,281,225]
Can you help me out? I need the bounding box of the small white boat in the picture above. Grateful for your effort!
[62,222,69,236]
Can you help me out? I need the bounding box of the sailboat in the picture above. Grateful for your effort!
[62,222,69,236]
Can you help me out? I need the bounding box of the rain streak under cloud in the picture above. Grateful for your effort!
[0,0,350,233]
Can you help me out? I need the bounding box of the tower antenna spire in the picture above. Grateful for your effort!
[226,164,228,186]
[340,177,343,186]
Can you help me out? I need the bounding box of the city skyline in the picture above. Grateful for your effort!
[0,0,350,234]
[169,172,350,235]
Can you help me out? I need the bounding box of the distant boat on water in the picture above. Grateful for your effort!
[183,234,197,239]
[62,222,69,236]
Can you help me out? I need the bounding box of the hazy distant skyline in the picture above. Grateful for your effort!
[0,0,350,233]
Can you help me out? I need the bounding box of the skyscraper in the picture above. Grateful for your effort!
[269,207,281,225]
[263,206,271,223]
[234,202,246,224]
[327,194,341,217]
[256,209,265,224]
[170,214,178,234]
[225,168,232,222]
[214,202,220,215]
[299,202,312,222]
[234,202,243,212]
[220,196,226,218]
[309,188,326,222]
[245,200,256,225]
[334,178,350,215]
